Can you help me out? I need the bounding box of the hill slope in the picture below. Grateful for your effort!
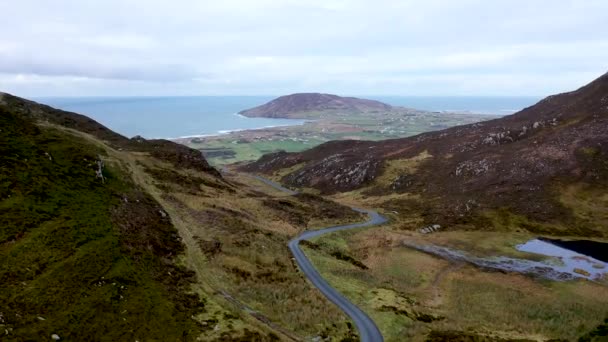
[242,72,608,236]
[0,92,366,340]
[238,93,393,118]
[0,92,218,175]
[0,105,206,340]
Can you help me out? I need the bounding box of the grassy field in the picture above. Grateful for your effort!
[199,137,324,165]
[301,226,608,341]
[178,111,497,165]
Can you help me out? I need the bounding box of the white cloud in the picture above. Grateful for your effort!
[0,0,607,96]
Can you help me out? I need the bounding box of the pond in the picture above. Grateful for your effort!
[516,238,608,281]
[403,237,608,282]
[538,238,608,263]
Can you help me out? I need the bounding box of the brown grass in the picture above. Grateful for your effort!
[40,124,285,340]
[560,183,608,236]
[302,225,608,341]
[129,152,367,339]
[373,151,432,187]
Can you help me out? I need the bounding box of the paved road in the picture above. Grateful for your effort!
[289,208,387,342]
[221,168,297,195]
[236,170,387,342]
[249,174,298,195]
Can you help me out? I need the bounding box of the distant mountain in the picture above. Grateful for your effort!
[242,72,608,237]
[238,93,393,118]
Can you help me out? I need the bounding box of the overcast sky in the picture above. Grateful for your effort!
[1,0,607,97]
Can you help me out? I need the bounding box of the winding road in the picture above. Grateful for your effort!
[246,173,388,342]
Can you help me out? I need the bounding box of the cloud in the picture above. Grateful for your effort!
[0,57,199,82]
[0,0,607,96]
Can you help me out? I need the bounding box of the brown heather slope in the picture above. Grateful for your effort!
[238,93,393,118]
[242,72,608,236]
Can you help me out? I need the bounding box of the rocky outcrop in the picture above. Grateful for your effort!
[284,153,382,193]
[95,155,105,183]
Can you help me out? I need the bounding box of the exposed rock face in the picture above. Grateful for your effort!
[391,174,414,191]
[242,72,608,223]
[284,154,382,192]
[238,93,393,118]
[95,155,105,183]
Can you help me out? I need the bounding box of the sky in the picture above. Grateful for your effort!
[1,0,607,97]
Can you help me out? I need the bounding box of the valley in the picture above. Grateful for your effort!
[4,1,608,341]
[2,73,608,341]
[0,93,368,340]
[238,73,608,340]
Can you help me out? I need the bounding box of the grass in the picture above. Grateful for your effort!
[444,271,608,339]
[481,208,568,235]
[126,154,367,339]
[300,224,608,341]
[9,94,607,340]
[195,138,325,166]
[407,231,541,260]
[269,163,306,183]
[560,183,608,236]
[0,108,205,340]
[579,318,608,341]
[301,240,428,341]
[373,150,432,188]
[184,111,495,166]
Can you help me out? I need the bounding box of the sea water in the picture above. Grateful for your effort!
[36,96,306,139]
[36,96,540,139]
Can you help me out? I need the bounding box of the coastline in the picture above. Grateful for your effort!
[38,96,535,141]
[168,119,308,140]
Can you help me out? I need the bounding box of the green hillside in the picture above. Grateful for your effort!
[0,107,203,340]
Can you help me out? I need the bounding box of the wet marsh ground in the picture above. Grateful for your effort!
[302,226,608,341]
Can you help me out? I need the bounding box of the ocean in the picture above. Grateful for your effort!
[36,96,541,139]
